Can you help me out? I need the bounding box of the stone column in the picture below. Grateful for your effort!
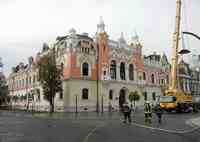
[125,65,129,82]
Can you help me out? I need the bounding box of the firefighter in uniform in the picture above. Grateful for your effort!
[122,102,132,123]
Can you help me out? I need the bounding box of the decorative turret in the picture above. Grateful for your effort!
[42,43,49,52]
[130,31,141,47]
[97,16,106,34]
[69,28,76,36]
[118,32,126,45]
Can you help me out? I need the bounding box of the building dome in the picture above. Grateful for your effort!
[69,28,76,35]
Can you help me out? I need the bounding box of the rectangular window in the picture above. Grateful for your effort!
[143,92,147,101]
[143,72,146,80]
[152,92,156,101]
[109,90,113,100]
[82,88,89,100]
[59,92,63,99]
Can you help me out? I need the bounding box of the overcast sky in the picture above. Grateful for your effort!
[0,0,200,76]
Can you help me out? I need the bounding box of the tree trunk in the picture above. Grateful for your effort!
[49,97,54,113]
[131,102,133,110]
[134,100,135,108]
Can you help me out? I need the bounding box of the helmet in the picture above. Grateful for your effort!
[145,101,150,104]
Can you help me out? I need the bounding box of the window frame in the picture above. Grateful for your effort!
[82,62,89,76]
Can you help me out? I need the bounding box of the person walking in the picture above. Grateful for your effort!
[144,101,152,124]
[155,105,163,124]
[122,102,132,123]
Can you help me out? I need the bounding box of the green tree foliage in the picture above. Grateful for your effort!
[0,75,9,105]
[37,48,62,113]
[129,91,140,108]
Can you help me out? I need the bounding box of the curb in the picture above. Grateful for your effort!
[188,117,200,128]
[131,121,200,134]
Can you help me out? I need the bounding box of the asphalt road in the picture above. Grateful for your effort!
[0,110,199,142]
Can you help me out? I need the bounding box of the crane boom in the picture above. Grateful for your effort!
[182,32,200,40]
[170,0,182,91]
[160,0,193,113]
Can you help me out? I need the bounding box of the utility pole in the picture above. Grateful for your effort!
[96,43,100,113]
[75,94,78,114]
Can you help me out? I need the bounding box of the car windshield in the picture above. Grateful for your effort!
[159,96,175,103]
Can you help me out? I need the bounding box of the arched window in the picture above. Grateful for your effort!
[109,90,113,100]
[82,62,89,76]
[129,64,134,80]
[120,62,126,80]
[110,60,116,80]
[82,88,89,100]
[151,74,155,84]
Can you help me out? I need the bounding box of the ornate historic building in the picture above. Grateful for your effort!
[190,54,200,70]
[7,18,170,112]
[178,60,200,96]
[0,57,6,85]
[143,52,170,103]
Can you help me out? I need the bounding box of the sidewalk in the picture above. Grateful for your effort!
[190,117,200,127]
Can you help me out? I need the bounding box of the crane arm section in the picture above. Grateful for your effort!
[182,32,200,41]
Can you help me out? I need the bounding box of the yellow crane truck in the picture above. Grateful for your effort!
[159,90,192,112]
[159,0,193,112]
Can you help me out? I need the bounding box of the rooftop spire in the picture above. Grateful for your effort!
[118,32,126,44]
[132,30,139,42]
[130,30,142,47]
[97,16,105,34]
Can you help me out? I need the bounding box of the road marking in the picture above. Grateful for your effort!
[120,118,200,134]
[132,122,200,134]
[83,123,106,142]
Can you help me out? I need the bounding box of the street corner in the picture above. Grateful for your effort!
[188,117,200,128]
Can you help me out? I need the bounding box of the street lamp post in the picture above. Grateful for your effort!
[101,94,104,114]
[75,94,78,114]
[26,71,29,111]
[96,43,100,113]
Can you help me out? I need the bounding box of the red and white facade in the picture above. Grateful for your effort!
[7,18,170,112]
